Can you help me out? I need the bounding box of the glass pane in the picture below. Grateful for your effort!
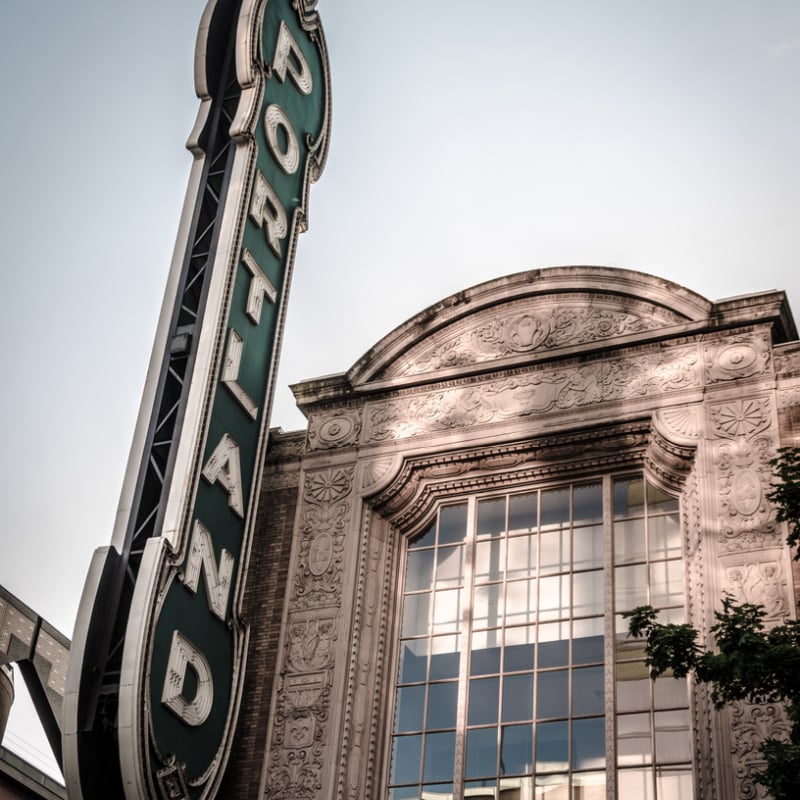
[406,549,435,591]
[389,786,421,800]
[573,618,604,665]
[572,666,604,716]
[391,734,422,784]
[650,560,684,607]
[501,724,533,775]
[617,713,652,765]
[505,578,537,626]
[571,716,605,769]
[540,530,570,574]
[421,785,453,800]
[439,504,468,545]
[573,483,603,523]
[427,682,458,729]
[464,779,497,799]
[465,727,498,778]
[536,670,568,719]
[507,534,537,579]
[654,709,692,762]
[509,492,538,533]
[474,583,505,629]
[432,588,462,634]
[616,676,651,713]
[478,497,506,537]
[470,634,501,676]
[615,564,648,610]
[535,721,568,772]
[399,639,428,683]
[436,545,464,587]
[410,521,436,549]
[572,524,603,570]
[648,514,681,560]
[654,675,688,709]
[538,621,569,668]
[618,768,654,799]
[614,519,646,564]
[535,774,568,798]
[571,771,605,799]
[614,477,644,518]
[402,593,431,637]
[541,488,570,529]
[429,635,459,680]
[502,673,533,722]
[468,677,500,725]
[539,575,570,620]
[656,767,694,799]
[572,570,603,616]
[395,685,425,731]
[647,482,679,513]
[475,539,505,583]
[423,731,456,782]
[504,626,535,672]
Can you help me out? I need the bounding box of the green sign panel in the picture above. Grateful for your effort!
[115,2,330,798]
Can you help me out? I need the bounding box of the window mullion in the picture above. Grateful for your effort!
[604,475,617,800]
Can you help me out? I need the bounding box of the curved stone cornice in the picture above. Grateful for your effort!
[347,267,712,386]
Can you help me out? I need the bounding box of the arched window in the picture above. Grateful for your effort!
[389,475,693,800]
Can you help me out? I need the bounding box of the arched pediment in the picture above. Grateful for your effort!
[347,267,711,386]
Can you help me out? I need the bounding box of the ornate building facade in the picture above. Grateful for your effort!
[224,267,799,800]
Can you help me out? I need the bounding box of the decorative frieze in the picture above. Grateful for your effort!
[704,332,770,384]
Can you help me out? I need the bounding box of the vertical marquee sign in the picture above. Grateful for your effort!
[63,1,330,799]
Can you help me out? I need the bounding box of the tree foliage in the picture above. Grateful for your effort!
[624,447,800,799]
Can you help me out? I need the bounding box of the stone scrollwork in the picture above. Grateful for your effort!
[265,466,355,800]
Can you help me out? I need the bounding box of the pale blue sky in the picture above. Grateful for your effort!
[1,0,799,778]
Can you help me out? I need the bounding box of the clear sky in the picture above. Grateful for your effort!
[1,0,799,780]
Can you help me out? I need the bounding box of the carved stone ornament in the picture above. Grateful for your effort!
[704,331,770,384]
[365,345,701,443]
[307,410,361,450]
[156,757,191,800]
[777,386,800,410]
[723,561,788,619]
[708,398,772,441]
[730,701,792,799]
[265,466,355,800]
[773,345,800,376]
[382,294,683,378]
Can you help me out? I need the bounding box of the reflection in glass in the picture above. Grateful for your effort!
[436,545,465,587]
[572,524,603,570]
[617,713,652,765]
[429,636,460,680]
[541,489,570,528]
[618,767,654,799]
[572,570,603,616]
[389,785,421,800]
[439,504,468,545]
[478,497,506,537]
[403,593,431,637]
[647,482,679,513]
[572,617,603,665]
[423,731,456,782]
[654,709,692,762]
[470,639,501,676]
[614,477,644,519]
[649,514,681,560]
[466,727,498,778]
[539,575,570,620]
[395,685,425,731]
[410,521,436,549]
[391,734,422,784]
[572,666,604,716]
[616,676,650,713]
[535,721,568,772]
[502,673,533,722]
[614,564,648,609]
[509,492,538,533]
[433,588,463,634]
[399,639,428,683]
[469,677,500,725]
[505,579,537,626]
[537,627,569,669]
[656,767,695,799]
[427,682,458,729]
[649,560,684,607]
[504,627,535,672]
[654,675,688,709]
[534,774,568,799]
[571,716,605,769]
[406,549,435,591]
[465,779,498,798]
[536,671,568,719]
[507,535,537,578]
[474,584,505,630]
[572,771,606,799]
[500,724,533,775]
[614,519,646,564]
[421,784,453,800]
[540,530,569,575]
[573,483,603,523]
[475,539,505,583]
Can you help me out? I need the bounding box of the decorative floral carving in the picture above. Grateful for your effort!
[704,332,770,384]
[708,399,771,440]
[730,702,792,799]
[307,410,361,450]
[365,346,701,443]
[387,296,679,377]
